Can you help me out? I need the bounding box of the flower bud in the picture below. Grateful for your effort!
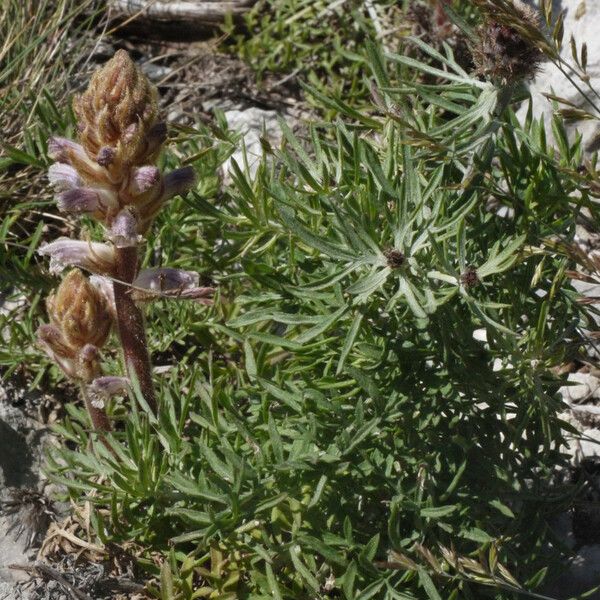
[37,324,78,379]
[142,122,168,162]
[97,146,116,167]
[37,323,76,361]
[46,270,112,352]
[77,343,102,383]
[136,166,196,230]
[163,166,196,200]
[72,49,159,166]
[88,376,130,409]
[134,267,199,291]
[109,207,141,248]
[128,166,161,196]
[89,275,116,317]
[48,137,111,184]
[132,267,214,304]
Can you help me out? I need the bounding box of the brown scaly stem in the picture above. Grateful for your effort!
[113,245,157,414]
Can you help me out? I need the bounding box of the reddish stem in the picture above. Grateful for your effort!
[113,246,157,414]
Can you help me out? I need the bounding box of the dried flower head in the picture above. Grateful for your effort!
[460,266,480,288]
[471,0,546,84]
[1,488,55,549]
[384,248,406,269]
[73,49,159,167]
[46,269,112,352]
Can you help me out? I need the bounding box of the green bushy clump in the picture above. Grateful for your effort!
[223,0,392,106]
[46,25,600,599]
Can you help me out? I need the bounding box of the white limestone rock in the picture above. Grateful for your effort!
[223,107,283,184]
[559,372,600,404]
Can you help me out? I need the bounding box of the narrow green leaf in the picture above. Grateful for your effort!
[337,312,364,374]
[418,568,443,600]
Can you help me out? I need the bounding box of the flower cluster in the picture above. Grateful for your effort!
[45,50,196,254]
[38,269,110,382]
[37,50,212,430]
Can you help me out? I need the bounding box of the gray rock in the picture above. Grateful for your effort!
[544,544,600,599]
[0,385,54,587]
[141,62,173,82]
[0,513,34,583]
[0,390,48,490]
[577,428,600,460]
[222,107,283,184]
[0,408,36,489]
[0,581,24,599]
[559,372,600,404]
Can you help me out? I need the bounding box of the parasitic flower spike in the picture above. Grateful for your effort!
[38,49,212,431]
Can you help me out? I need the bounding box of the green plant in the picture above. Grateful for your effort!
[43,6,600,600]
[7,1,598,598]
[224,0,395,110]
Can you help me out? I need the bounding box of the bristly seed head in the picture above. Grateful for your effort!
[46,52,192,236]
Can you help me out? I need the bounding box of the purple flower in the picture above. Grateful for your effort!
[134,267,199,291]
[48,137,85,163]
[145,122,167,151]
[128,166,161,195]
[56,187,118,217]
[97,146,116,167]
[162,166,196,200]
[48,163,82,190]
[132,267,214,304]
[77,343,102,382]
[36,324,77,378]
[88,376,130,408]
[48,137,110,183]
[109,207,140,248]
[38,238,115,275]
[37,324,74,359]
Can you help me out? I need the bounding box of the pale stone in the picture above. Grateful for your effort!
[223,108,283,184]
[558,372,600,404]
[522,1,600,154]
